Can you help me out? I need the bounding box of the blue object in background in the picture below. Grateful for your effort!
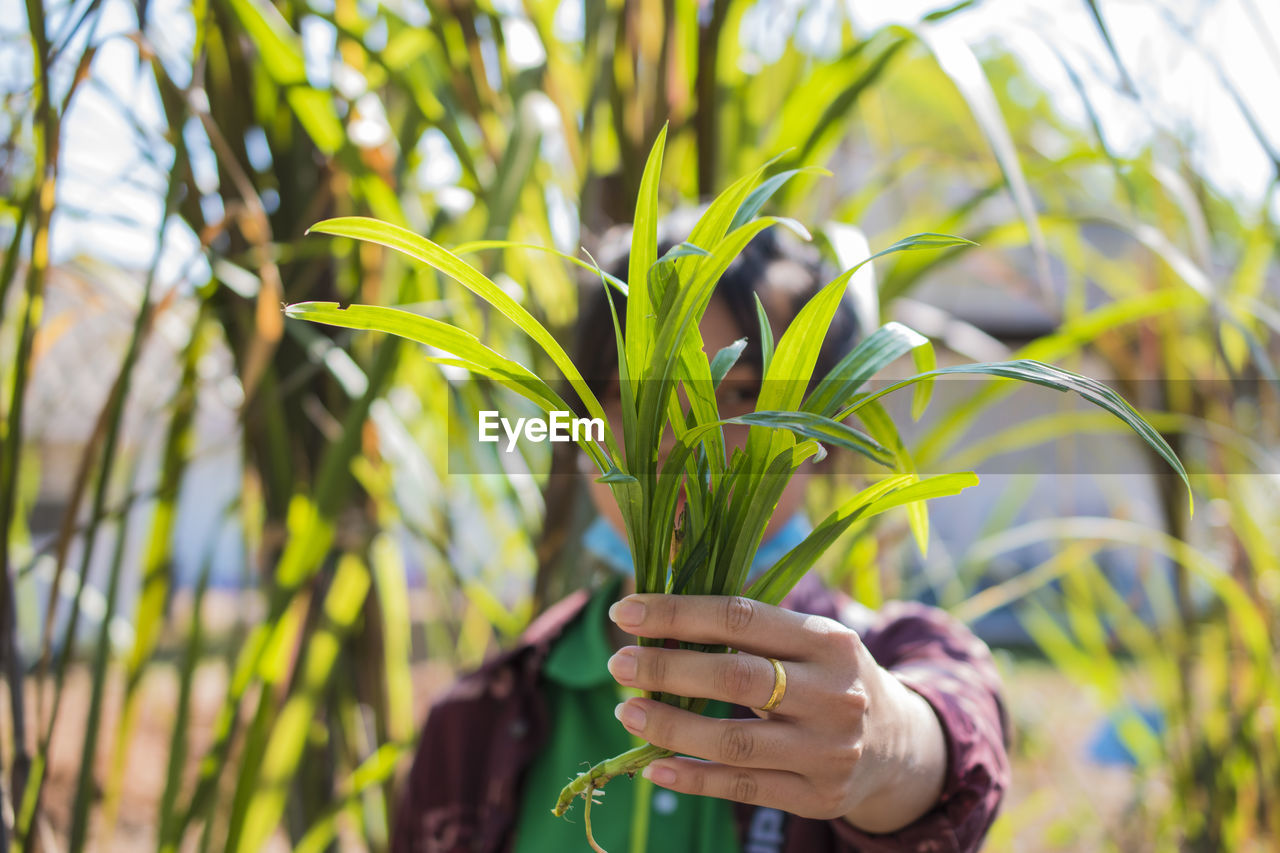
[1087,706,1165,767]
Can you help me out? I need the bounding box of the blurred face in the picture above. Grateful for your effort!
[584,295,808,538]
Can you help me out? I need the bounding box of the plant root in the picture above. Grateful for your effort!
[583,785,607,853]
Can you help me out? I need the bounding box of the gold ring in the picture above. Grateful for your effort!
[759,657,787,712]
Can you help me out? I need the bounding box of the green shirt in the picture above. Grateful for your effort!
[513,577,741,853]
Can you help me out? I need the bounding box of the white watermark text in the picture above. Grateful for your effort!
[478,410,604,452]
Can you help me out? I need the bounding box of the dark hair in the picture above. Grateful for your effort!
[532,215,862,611]
[573,222,862,402]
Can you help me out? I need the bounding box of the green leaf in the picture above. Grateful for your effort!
[911,335,937,420]
[857,401,930,555]
[804,321,930,418]
[303,218,618,459]
[236,554,372,852]
[720,441,828,594]
[710,338,748,388]
[912,289,1200,467]
[225,0,344,154]
[725,410,892,467]
[452,239,629,296]
[283,301,612,473]
[285,303,550,404]
[728,166,831,232]
[627,123,668,375]
[836,359,1194,513]
[640,219,782,474]
[754,293,775,376]
[745,473,978,605]
[859,232,976,265]
[908,22,1053,304]
[659,241,711,262]
[862,472,981,515]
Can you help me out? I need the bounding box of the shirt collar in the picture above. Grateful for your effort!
[581,513,813,585]
[542,574,622,688]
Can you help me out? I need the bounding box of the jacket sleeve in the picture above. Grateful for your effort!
[827,599,1011,853]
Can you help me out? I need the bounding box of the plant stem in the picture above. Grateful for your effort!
[552,743,673,819]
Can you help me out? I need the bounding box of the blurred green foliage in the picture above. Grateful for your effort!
[0,0,1277,850]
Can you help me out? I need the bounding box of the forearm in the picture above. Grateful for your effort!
[825,599,1011,852]
[840,669,947,833]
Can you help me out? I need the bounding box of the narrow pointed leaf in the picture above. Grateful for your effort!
[804,321,931,417]
[746,473,978,605]
[909,23,1054,304]
[627,123,668,373]
[754,293,775,376]
[725,410,892,467]
[304,217,618,457]
[710,338,748,388]
[452,239,629,295]
[728,166,831,232]
[836,359,1193,512]
[659,241,711,262]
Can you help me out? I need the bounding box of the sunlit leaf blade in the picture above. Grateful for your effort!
[857,401,930,555]
[852,233,977,277]
[710,338,748,388]
[627,123,668,374]
[824,222,878,338]
[304,217,617,458]
[285,303,557,409]
[837,359,1193,511]
[909,22,1055,305]
[725,410,892,467]
[911,336,937,420]
[236,554,372,852]
[642,218,783,476]
[452,239,629,295]
[659,241,711,262]
[681,152,783,268]
[911,289,1199,466]
[224,0,344,153]
[745,473,979,605]
[728,166,831,232]
[805,321,930,417]
[728,441,830,590]
[754,293,775,376]
[877,232,978,253]
[862,472,981,514]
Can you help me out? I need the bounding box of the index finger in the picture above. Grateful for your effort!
[608,594,853,663]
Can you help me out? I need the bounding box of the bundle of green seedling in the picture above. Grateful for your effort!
[286,126,1189,852]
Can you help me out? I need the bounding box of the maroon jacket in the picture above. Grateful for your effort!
[391,575,1010,853]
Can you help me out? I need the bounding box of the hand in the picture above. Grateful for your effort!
[605,593,947,833]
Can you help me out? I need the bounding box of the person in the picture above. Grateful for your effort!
[391,220,1011,853]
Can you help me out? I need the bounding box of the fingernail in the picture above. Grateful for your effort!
[642,763,676,785]
[607,648,637,683]
[614,701,646,733]
[609,598,645,627]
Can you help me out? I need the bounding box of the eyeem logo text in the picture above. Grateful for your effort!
[478,410,604,452]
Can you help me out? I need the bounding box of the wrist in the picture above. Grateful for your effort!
[840,667,947,833]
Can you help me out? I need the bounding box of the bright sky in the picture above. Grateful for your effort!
[845,0,1280,206]
[1,0,1277,282]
